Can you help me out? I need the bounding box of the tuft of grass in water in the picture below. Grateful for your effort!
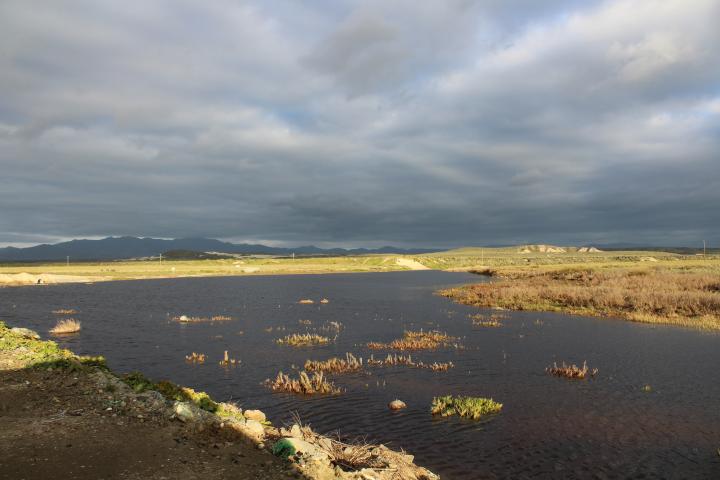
[367,330,458,351]
[470,314,503,327]
[276,333,330,347]
[266,370,342,395]
[546,360,598,379]
[50,319,81,334]
[218,350,239,366]
[304,353,363,374]
[298,299,314,304]
[210,315,232,321]
[366,353,453,371]
[52,309,78,315]
[185,352,206,363]
[430,395,503,420]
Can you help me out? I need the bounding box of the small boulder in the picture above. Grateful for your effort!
[388,399,407,410]
[173,401,196,422]
[241,419,266,440]
[10,328,40,340]
[282,437,330,461]
[244,409,266,422]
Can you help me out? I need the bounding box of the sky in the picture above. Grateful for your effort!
[1,0,719,248]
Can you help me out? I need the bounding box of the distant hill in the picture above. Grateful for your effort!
[0,236,442,261]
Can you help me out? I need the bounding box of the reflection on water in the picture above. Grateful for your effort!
[2,271,719,479]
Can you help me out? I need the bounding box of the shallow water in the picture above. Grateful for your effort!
[2,271,719,479]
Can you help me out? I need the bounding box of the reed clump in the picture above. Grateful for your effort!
[546,360,598,379]
[304,353,363,374]
[298,319,312,325]
[210,315,232,321]
[52,309,77,315]
[266,370,342,395]
[431,395,503,420]
[49,319,81,334]
[442,267,720,330]
[470,314,503,327]
[185,352,206,363]
[172,315,208,323]
[218,350,239,366]
[367,353,454,371]
[298,299,315,304]
[277,333,330,347]
[367,330,457,351]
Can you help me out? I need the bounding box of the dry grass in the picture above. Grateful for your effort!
[431,395,503,420]
[218,350,239,366]
[276,333,331,347]
[442,267,720,330]
[367,353,454,371]
[546,360,598,379]
[210,315,232,321]
[52,309,77,315]
[298,319,312,325]
[266,370,342,395]
[367,329,458,351]
[470,313,504,327]
[304,353,363,374]
[185,352,206,363]
[298,299,314,304]
[49,319,81,334]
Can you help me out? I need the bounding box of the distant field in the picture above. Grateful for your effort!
[0,255,414,284]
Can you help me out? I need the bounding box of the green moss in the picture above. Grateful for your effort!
[431,395,503,420]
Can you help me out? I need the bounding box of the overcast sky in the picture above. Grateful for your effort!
[1,0,719,248]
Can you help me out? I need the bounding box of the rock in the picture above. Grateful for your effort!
[281,437,330,462]
[173,401,196,422]
[388,399,406,410]
[240,419,266,440]
[244,409,266,422]
[10,327,40,340]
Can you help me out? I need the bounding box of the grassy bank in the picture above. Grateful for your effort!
[441,267,720,330]
[0,255,423,285]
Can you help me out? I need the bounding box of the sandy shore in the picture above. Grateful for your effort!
[0,272,108,286]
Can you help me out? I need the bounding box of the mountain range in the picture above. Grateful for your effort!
[0,237,442,261]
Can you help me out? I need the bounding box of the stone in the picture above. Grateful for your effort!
[10,327,40,340]
[282,438,330,462]
[289,424,303,438]
[388,399,407,410]
[244,409,266,422]
[173,401,196,422]
[239,419,266,440]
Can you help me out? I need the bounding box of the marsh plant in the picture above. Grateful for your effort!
[304,353,363,374]
[276,333,331,347]
[210,315,232,321]
[52,308,78,315]
[219,350,239,366]
[470,314,503,327]
[431,395,503,420]
[49,318,81,334]
[367,353,454,371]
[298,299,315,304]
[546,360,598,379]
[367,329,458,351]
[266,370,342,395]
[173,314,232,323]
[185,352,206,364]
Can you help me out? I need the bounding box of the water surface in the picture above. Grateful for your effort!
[2,271,719,479]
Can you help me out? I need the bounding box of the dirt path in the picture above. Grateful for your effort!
[0,367,293,480]
[395,258,430,270]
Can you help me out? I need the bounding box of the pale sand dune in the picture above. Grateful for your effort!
[395,257,430,270]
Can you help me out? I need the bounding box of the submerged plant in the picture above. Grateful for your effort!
[366,353,454,371]
[546,360,598,379]
[49,319,81,334]
[266,370,342,395]
[276,333,330,347]
[304,352,363,374]
[430,395,503,420]
[470,314,503,327]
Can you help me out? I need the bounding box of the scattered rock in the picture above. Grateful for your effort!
[281,437,330,462]
[388,399,407,410]
[240,419,266,440]
[244,409,266,422]
[10,327,40,340]
[173,401,196,423]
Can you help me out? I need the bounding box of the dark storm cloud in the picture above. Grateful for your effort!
[1,0,719,247]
